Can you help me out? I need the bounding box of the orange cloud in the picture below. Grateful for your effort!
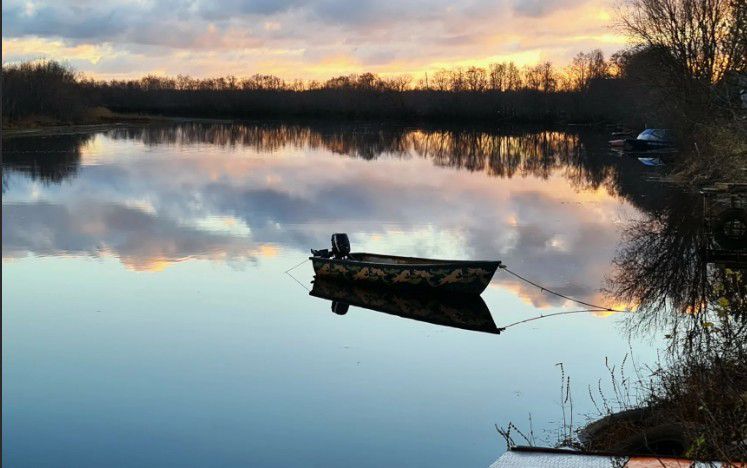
[119,243,281,272]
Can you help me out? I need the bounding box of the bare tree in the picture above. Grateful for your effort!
[489,63,507,91]
[505,62,523,91]
[449,68,466,91]
[356,72,380,90]
[620,0,746,85]
[524,62,557,92]
[569,49,609,90]
[431,69,452,91]
[539,62,557,93]
[383,75,412,92]
[465,66,488,91]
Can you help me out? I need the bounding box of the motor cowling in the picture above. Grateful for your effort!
[331,233,350,258]
[311,248,331,258]
[331,302,349,315]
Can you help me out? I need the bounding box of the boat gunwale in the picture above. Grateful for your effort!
[309,252,501,269]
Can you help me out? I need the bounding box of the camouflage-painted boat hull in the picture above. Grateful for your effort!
[310,252,499,295]
[310,278,500,334]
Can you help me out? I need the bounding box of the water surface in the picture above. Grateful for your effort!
[3,123,664,467]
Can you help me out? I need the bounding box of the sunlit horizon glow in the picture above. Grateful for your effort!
[2,0,627,80]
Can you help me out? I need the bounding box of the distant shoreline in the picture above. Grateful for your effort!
[3,111,610,140]
[2,113,234,139]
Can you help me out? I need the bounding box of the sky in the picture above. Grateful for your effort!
[2,0,627,80]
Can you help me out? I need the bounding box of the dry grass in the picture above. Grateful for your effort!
[670,121,747,186]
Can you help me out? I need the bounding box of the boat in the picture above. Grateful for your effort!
[310,233,500,295]
[638,157,665,166]
[310,278,502,334]
[610,129,634,139]
[490,446,702,467]
[609,128,675,152]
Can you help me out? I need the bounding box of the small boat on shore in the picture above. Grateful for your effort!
[638,157,666,166]
[609,128,675,152]
[310,234,500,295]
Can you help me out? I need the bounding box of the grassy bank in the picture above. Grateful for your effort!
[671,122,747,185]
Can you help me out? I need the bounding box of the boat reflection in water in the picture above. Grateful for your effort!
[309,278,503,334]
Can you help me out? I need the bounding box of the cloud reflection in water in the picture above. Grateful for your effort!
[2,123,649,308]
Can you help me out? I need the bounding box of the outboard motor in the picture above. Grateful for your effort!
[331,233,350,259]
[311,248,331,258]
[331,301,349,315]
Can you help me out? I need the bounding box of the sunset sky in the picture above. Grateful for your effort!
[2,0,627,80]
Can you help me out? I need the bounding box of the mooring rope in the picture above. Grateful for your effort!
[284,258,311,292]
[499,308,631,331]
[498,262,627,313]
[283,256,629,313]
[284,257,309,274]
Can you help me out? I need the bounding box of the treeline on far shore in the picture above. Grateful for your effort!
[1,49,683,126]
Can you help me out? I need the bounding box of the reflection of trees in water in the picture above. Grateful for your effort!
[109,123,322,153]
[2,134,92,188]
[609,191,710,328]
[3,124,660,211]
[586,187,746,461]
[107,122,650,200]
[607,188,746,342]
[605,186,747,354]
[410,130,577,178]
[109,123,415,160]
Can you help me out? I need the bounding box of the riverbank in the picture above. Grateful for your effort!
[2,108,233,139]
[2,110,597,139]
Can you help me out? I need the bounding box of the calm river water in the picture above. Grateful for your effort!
[3,123,666,467]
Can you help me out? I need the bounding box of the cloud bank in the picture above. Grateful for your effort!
[2,0,625,79]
